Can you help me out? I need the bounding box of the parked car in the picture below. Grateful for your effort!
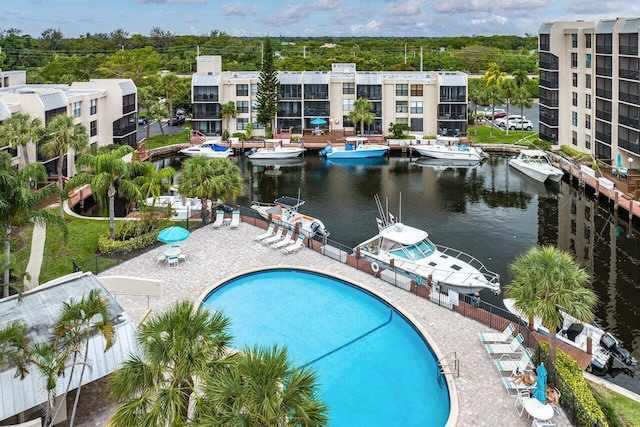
[167,116,185,126]
[496,115,525,128]
[138,117,148,125]
[485,108,507,120]
[507,119,534,131]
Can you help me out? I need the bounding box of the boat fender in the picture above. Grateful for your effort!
[371,262,380,274]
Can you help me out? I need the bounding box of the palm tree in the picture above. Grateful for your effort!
[50,288,114,427]
[65,145,146,240]
[157,73,180,136]
[221,101,238,139]
[511,87,534,141]
[108,300,233,427]
[39,114,89,217]
[506,246,597,377]
[196,344,329,427]
[132,162,176,206]
[512,69,529,90]
[502,79,516,136]
[177,157,243,224]
[483,63,506,138]
[349,97,375,136]
[0,151,67,298]
[137,86,155,140]
[0,112,44,165]
[0,320,30,380]
[468,80,489,136]
[148,101,170,144]
[29,342,64,426]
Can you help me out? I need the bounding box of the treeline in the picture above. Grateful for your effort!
[0,27,538,84]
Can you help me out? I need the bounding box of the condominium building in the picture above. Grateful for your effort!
[539,18,640,165]
[0,78,137,176]
[191,56,468,138]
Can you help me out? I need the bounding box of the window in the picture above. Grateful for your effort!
[585,94,591,109]
[410,84,423,96]
[396,118,408,125]
[236,117,248,130]
[410,101,423,114]
[572,111,578,126]
[585,134,591,149]
[90,99,97,115]
[571,53,578,68]
[572,92,578,107]
[237,101,249,113]
[73,101,81,118]
[251,100,258,113]
[396,84,408,96]
[410,118,423,131]
[586,74,592,89]
[342,99,354,111]
[572,73,578,87]
[585,114,591,129]
[236,84,249,97]
[396,101,408,113]
[585,34,592,49]
[90,120,97,137]
[572,130,577,146]
[585,53,591,68]
[571,34,578,48]
[251,83,258,96]
[343,83,355,95]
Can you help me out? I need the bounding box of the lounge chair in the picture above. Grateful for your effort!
[255,224,276,242]
[282,235,305,255]
[478,323,515,343]
[167,256,179,268]
[212,210,225,228]
[262,227,284,245]
[229,210,240,228]
[494,348,534,374]
[156,248,167,264]
[501,376,536,395]
[514,389,531,417]
[485,334,524,357]
[271,230,294,249]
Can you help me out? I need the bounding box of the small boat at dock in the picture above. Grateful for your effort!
[319,137,390,159]
[508,149,564,183]
[251,195,329,238]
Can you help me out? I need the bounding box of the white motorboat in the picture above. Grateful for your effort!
[413,137,486,161]
[354,197,501,295]
[503,298,636,371]
[508,150,564,183]
[245,139,305,160]
[251,195,329,238]
[180,142,234,158]
[319,137,390,159]
[412,157,481,171]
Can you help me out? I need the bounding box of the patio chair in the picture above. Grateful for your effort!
[501,376,537,395]
[494,348,534,375]
[212,210,225,228]
[531,420,555,427]
[229,210,240,228]
[167,256,179,268]
[282,235,305,255]
[514,389,530,417]
[485,334,524,357]
[262,227,284,245]
[478,323,515,343]
[255,224,276,242]
[178,252,188,262]
[156,248,167,264]
[271,230,294,249]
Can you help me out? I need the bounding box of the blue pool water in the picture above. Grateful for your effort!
[201,269,451,426]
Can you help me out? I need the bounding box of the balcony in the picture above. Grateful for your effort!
[596,111,612,122]
[123,104,136,114]
[194,94,219,102]
[540,115,559,127]
[114,123,137,137]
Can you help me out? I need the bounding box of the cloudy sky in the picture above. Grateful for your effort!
[3,0,639,38]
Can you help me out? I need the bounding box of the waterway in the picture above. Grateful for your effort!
[148,153,640,392]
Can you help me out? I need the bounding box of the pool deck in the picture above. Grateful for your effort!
[76,221,570,427]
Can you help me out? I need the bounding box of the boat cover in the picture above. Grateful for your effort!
[275,196,305,208]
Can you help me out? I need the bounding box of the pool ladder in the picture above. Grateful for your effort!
[437,351,460,387]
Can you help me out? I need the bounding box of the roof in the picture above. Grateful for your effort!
[193,74,220,86]
[39,92,67,111]
[379,223,429,246]
[118,81,136,96]
[356,72,383,85]
[618,18,640,34]
[0,272,138,421]
[0,100,11,121]
[438,73,466,86]
[275,196,305,209]
[595,19,617,33]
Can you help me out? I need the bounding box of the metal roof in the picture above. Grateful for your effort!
[118,80,136,96]
[595,19,616,33]
[0,272,138,421]
[193,74,220,86]
[356,72,383,85]
[539,22,553,34]
[438,73,466,87]
[619,18,640,34]
[39,92,67,111]
[278,72,303,85]
[302,72,330,84]
[0,100,11,121]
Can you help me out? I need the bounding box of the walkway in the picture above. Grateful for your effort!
[23,222,46,291]
[68,221,572,427]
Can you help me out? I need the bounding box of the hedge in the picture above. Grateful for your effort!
[98,231,160,254]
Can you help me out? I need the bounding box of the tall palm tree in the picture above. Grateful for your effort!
[348,97,375,136]
[29,342,64,426]
[196,344,328,427]
[132,162,175,206]
[137,86,155,140]
[148,101,170,144]
[502,79,516,136]
[65,145,146,240]
[512,69,529,90]
[221,101,238,139]
[506,246,597,377]
[50,288,114,427]
[208,158,244,212]
[108,300,233,427]
[0,112,44,165]
[0,151,67,298]
[39,114,89,218]
[157,73,180,136]
[0,320,30,379]
[483,63,506,138]
[467,80,489,136]
[511,87,534,141]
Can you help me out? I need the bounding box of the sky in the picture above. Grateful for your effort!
[2,0,639,39]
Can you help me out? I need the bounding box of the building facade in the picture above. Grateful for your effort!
[0,79,137,176]
[191,56,468,139]
[539,18,640,166]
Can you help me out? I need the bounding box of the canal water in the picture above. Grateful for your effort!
[151,153,640,391]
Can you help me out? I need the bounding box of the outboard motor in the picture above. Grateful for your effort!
[245,148,257,157]
[319,146,332,157]
[600,332,636,367]
[310,220,328,236]
[215,202,234,214]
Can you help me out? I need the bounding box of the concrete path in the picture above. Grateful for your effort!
[23,222,46,291]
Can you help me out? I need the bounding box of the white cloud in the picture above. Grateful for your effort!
[262,4,311,26]
[350,20,382,34]
[383,0,429,26]
[221,2,259,16]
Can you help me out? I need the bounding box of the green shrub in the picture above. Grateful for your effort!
[291,134,300,142]
[538,342,608,427]
[559,145,592,163]
[245,122,253,139]
[222,129,230,141]
[98,231,159,254]
[232,132,246,139]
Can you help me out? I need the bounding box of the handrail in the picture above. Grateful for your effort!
[438,351,460,378]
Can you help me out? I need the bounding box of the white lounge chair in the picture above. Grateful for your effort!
[271,230,294,249]
[478,323,515,343]
[255,224,275,242]
[485,334,524,357]
[212,210,225,228]
[501,376,537,395]
[282,235,305,255]
[494,348,534,374]
[262,227,284,245]
[229,210,240,228]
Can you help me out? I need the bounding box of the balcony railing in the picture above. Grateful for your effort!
[596,111,612,122]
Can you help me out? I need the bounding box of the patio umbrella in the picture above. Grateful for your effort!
[310,117,327,125]
[157,226,190,243]
[533,362,548,403]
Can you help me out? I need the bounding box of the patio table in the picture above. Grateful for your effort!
[524,398,554,421]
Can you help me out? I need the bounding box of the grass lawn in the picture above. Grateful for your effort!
[466,123,547,147]
[142,125,191,150]
[589,381,640,427]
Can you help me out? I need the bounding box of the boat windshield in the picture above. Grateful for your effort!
[389,239,435,261]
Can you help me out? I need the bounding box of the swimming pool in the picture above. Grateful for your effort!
[200,268,452,426]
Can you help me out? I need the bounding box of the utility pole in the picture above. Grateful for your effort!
[261,42,264,65]
[303,45,306,59]
[420,46,423,72]
[404,43,407,64]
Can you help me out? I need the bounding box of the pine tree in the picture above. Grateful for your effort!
[256,37,279,136]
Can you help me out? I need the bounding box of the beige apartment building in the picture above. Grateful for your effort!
[539,18,640,168]
[192,55,468,139]
[0,76,137,177]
